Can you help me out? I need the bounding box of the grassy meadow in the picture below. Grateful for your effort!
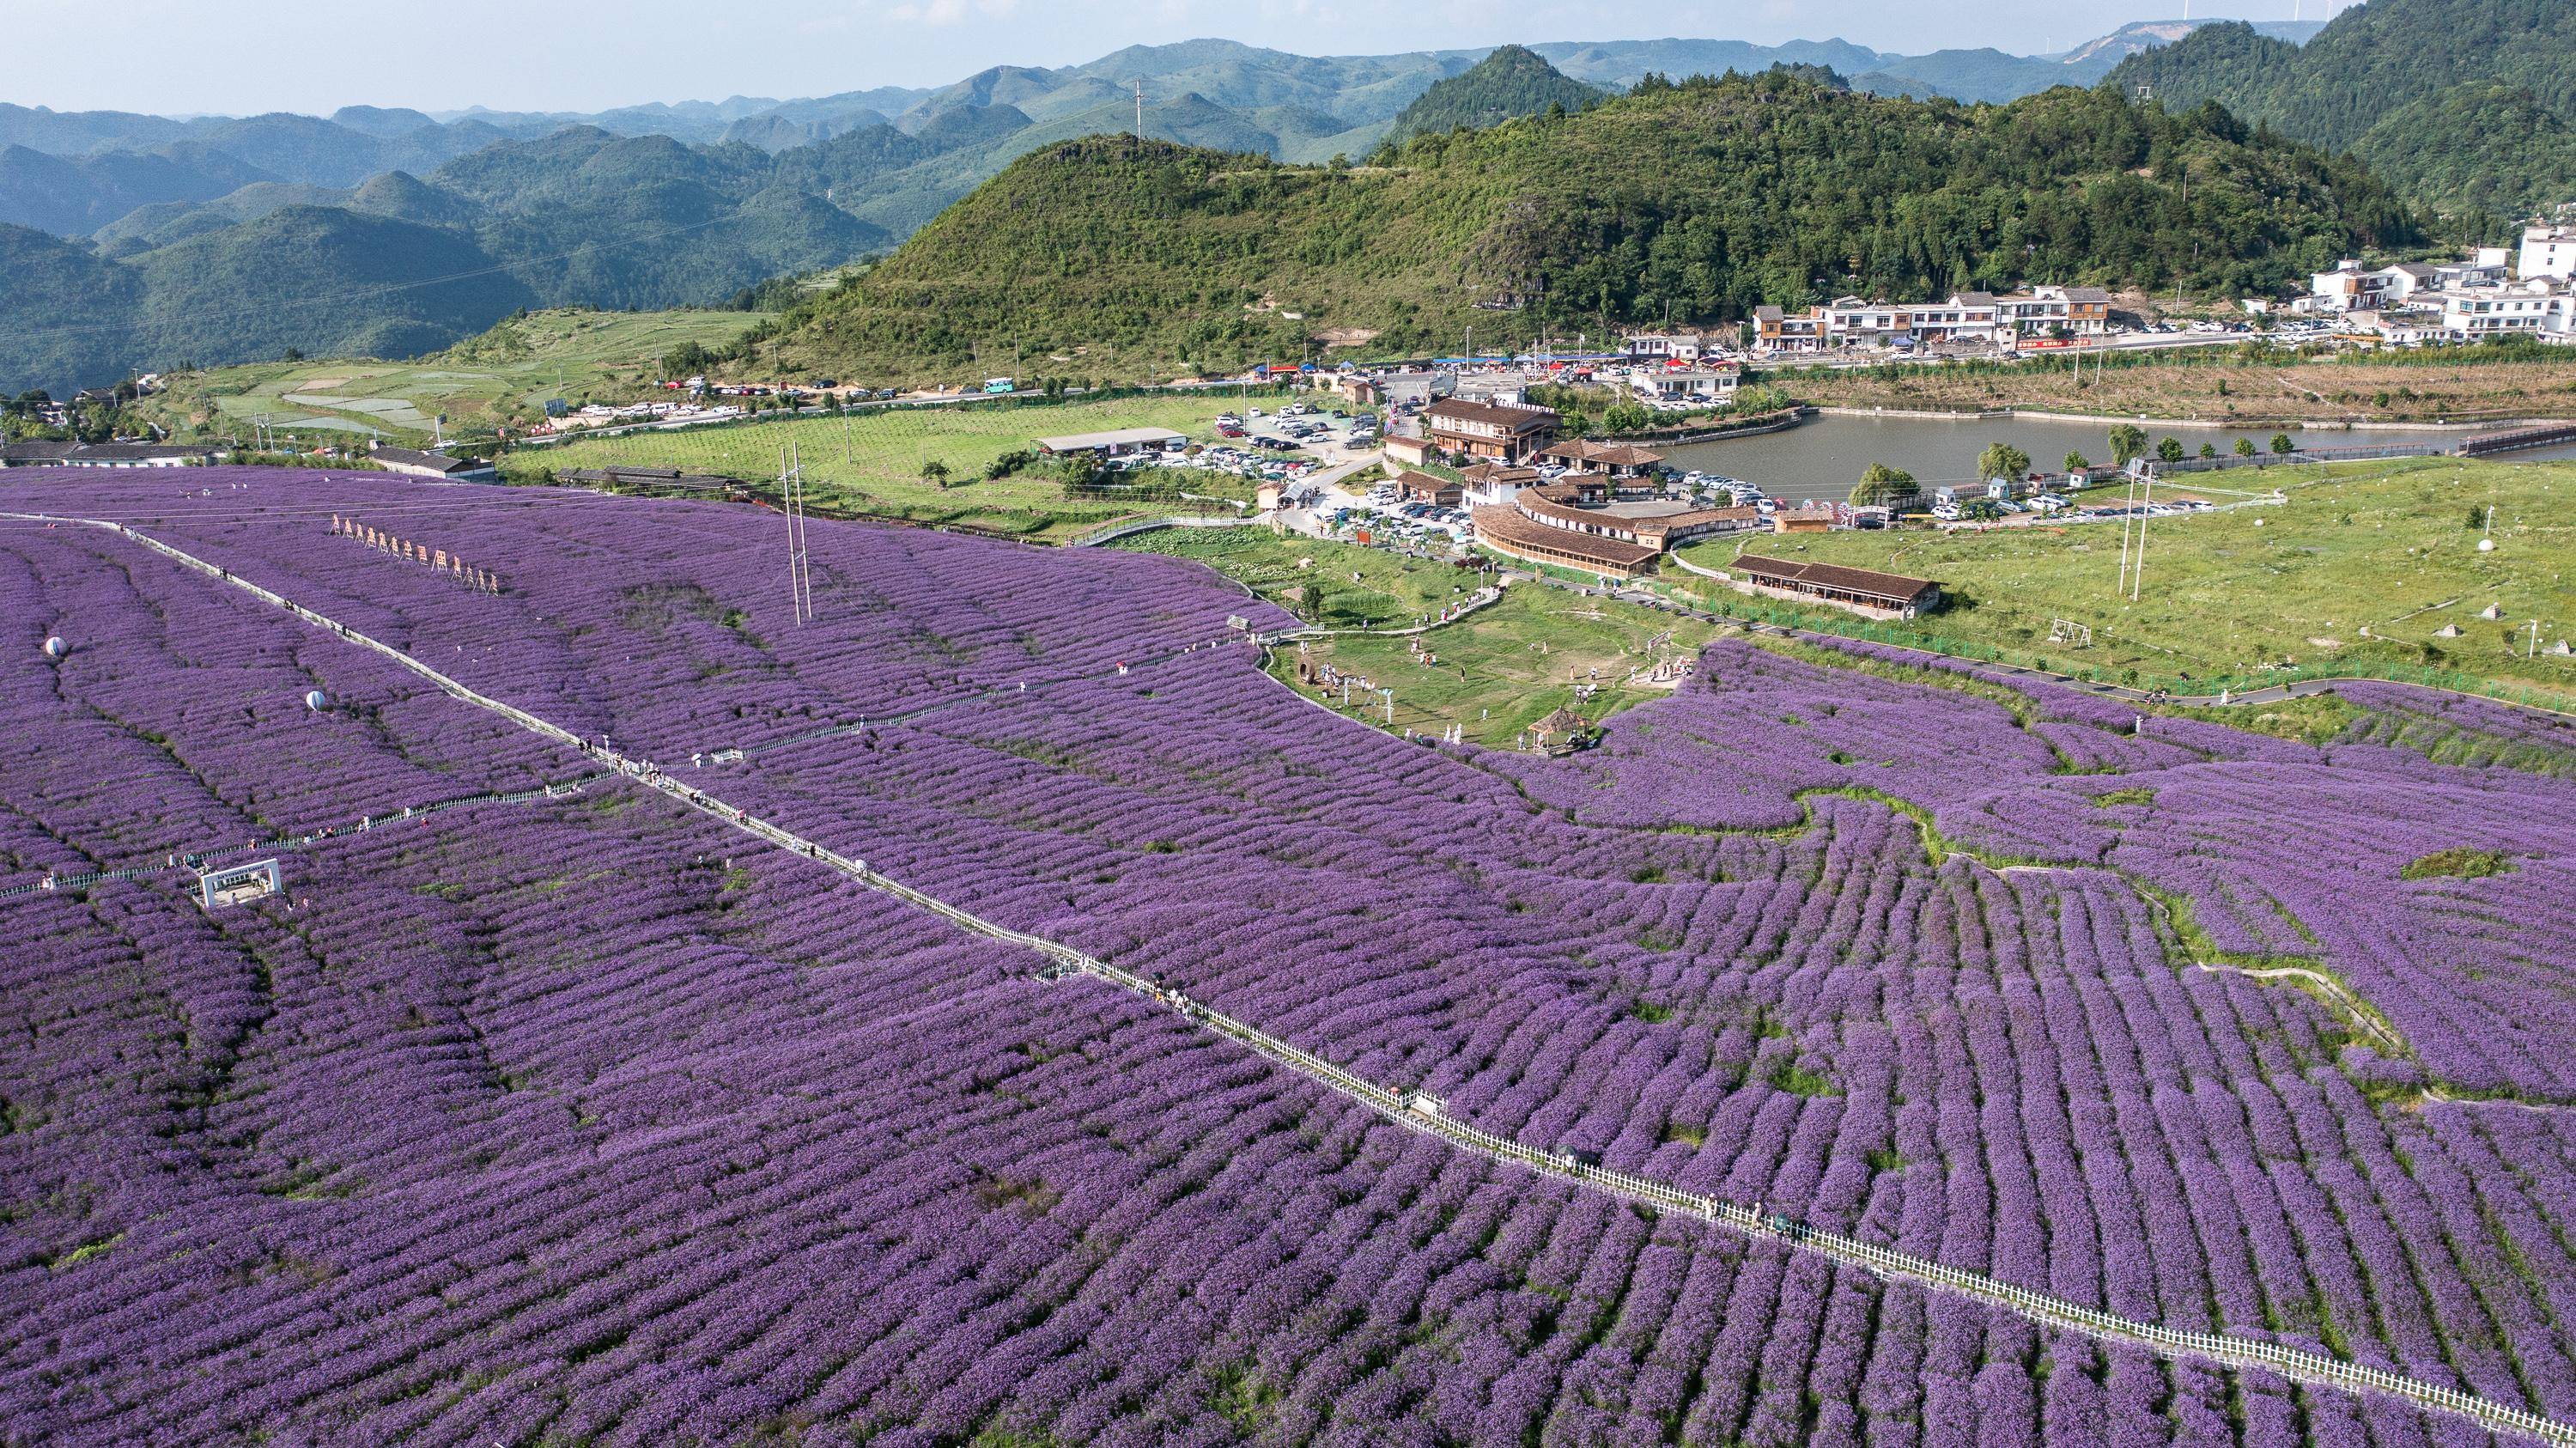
[1120,530,1717,744]
[1109,529,1487,629]
[1674,456,2576,697]
[523,395,1255,541]
[141,308,769,446]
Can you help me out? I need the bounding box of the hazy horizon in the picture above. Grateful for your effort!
[16,0,2362,119]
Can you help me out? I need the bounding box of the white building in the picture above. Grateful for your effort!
[2521,226,2576,282]
[1619,331,1715,362]
[1749,286,2106,354]
[2433,279,2575,338]
[1630,366,1740,404]
[2306,260,2435,313]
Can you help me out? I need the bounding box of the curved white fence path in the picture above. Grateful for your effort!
[12,508,2573,1446]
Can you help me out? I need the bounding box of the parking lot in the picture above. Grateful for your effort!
[1104,400,1381,494]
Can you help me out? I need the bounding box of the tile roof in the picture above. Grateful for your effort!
[1734,555,1938,601]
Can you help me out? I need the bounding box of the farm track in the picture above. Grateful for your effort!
[10,506,2576,1446]
[2196,962,2410,1056]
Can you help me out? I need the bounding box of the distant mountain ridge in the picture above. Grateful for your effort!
[0,21,2270,229]
[0,19,2359,393]
[0,126,889,395]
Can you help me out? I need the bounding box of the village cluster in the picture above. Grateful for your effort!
[2275,224,2576,344]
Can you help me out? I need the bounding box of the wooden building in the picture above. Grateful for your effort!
[1425,399,1559,463]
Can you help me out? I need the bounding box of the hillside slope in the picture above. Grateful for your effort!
[0,224,149,393]
[2350,82,2576,220]
[768,72,2416,387]
[126,207,538,368]
[2110,0,2576,150]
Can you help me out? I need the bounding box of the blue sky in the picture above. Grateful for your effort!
[18,0,2363,116]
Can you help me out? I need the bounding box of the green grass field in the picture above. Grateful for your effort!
[1285,585,1722,745]
[1110,530,1486,629]
[1675,456,2576,697]
[526,395,1255,542]
[1120,529,1717,744]
[143,308,769,447]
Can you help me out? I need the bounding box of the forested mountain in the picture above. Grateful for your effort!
[0,130,880,394]
[0,224,149,395]
[2351,83,2576,222]
[1386,46,1602,143]
[3,23,2275,252]
[0,142,276,235]
[766,71,2416,387]
[0,21,2381,392]
[2106,0,2576,216]
[0,209,529,397]
[127,208,537,365]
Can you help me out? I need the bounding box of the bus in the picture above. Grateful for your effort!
[982,377,1017,394]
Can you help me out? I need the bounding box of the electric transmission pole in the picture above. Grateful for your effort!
[781,443,814,625]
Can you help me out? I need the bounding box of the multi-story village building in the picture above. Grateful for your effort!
[1424,399,1559,464]
[1749,286,2109,355]
[2521,225,2576,282]
[1618,331,1716,362]
[1629,365,1739,405]
[2433,279,2576,338]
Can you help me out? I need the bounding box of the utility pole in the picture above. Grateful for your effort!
[781,443,814,625]
[1134,79,1144,141]
[2131,468,2154,603]
[2116,465,2138,596]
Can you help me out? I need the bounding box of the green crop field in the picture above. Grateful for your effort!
[1282,585,1722,745]
[1674,455,2576,697]
[1110,530,1487,629]
[1121,528,1716,743]
[142,308,769,447]
[524,395,1257,542]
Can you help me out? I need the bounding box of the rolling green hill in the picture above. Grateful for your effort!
[0,224,149,394]
[2105,0,2576,218]
[1,131,884,392]
[2350,83,2576,222]
[2110,0,2576,149]
[766,71,2416,388]
[127,207,537,368]
[1385,46,1602,144]
[0,142,276,236]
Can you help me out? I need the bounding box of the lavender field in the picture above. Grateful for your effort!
[4,469,2576,1446]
